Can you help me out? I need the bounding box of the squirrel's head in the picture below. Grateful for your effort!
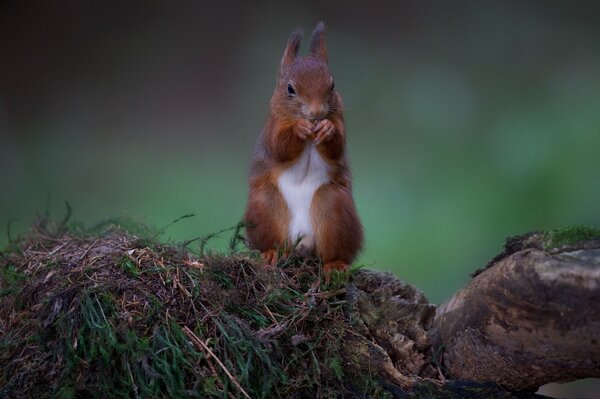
[274,22,337,121]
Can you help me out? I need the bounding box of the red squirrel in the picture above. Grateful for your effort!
[244,22,363,278]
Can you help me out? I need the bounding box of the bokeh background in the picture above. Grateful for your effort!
[1,1,599,396]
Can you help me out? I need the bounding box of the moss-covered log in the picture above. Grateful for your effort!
[432,230,600,391]
[1,222,598,398]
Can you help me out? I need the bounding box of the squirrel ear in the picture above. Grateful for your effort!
[310,21,328,63]
[281,28,303,70]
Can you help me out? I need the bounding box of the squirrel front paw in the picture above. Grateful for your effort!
[313,119,336,144]
[294,119,314,140]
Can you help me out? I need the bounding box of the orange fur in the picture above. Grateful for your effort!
[244,176,289,253]
[244,22,363,275]
[311,183,363,264]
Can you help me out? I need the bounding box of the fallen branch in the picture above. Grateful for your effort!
[432,232,600,391]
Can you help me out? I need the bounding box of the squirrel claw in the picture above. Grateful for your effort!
[295,119,314,141]
[262,249,279,269]
[261,249,289,269]
[314,119,335,144]
[323,260,349,283]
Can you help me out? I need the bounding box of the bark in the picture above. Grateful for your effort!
[430,245,600,391]
[341,270,551,398]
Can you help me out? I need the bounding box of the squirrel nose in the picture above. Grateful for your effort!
[306,103,328,120]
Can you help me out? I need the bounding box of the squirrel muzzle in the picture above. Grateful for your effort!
[305,102,329,121]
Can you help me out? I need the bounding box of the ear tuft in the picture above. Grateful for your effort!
[281,28,303,70]
[310,21,328,63]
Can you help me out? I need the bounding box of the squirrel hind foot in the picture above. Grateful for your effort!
[323,260,349,283]
[261,249,290,269]
[261,249,279,269]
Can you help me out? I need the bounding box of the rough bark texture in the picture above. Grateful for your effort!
[346,270,436,378]
[432,242,600,391]
[341,270,551,398]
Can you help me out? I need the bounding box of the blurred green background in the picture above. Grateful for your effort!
[1,1,599,396]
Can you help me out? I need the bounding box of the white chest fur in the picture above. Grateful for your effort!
[277,142,330,252]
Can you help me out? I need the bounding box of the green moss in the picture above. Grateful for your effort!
[542,225,600,249]
[325,264,362,290]
[0,264,24,297]
[352,375,394,399]
[52,385,76,399]
[209,269,234,289]
[214,314,287,398]
[54,292,208,398]
[228,306,271,327]
[328,356,344,381]
[119,256,141,278]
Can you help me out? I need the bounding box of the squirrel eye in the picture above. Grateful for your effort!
[287,83,296,96]
[331,81,335,92]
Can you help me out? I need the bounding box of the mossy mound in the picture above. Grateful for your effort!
[476,225,600,276]
[541,225,600,249]
[1,219,561,399]
[0,220,378,399]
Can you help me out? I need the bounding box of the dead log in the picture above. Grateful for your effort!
[340,270,550,398]
[431,232,600,391]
